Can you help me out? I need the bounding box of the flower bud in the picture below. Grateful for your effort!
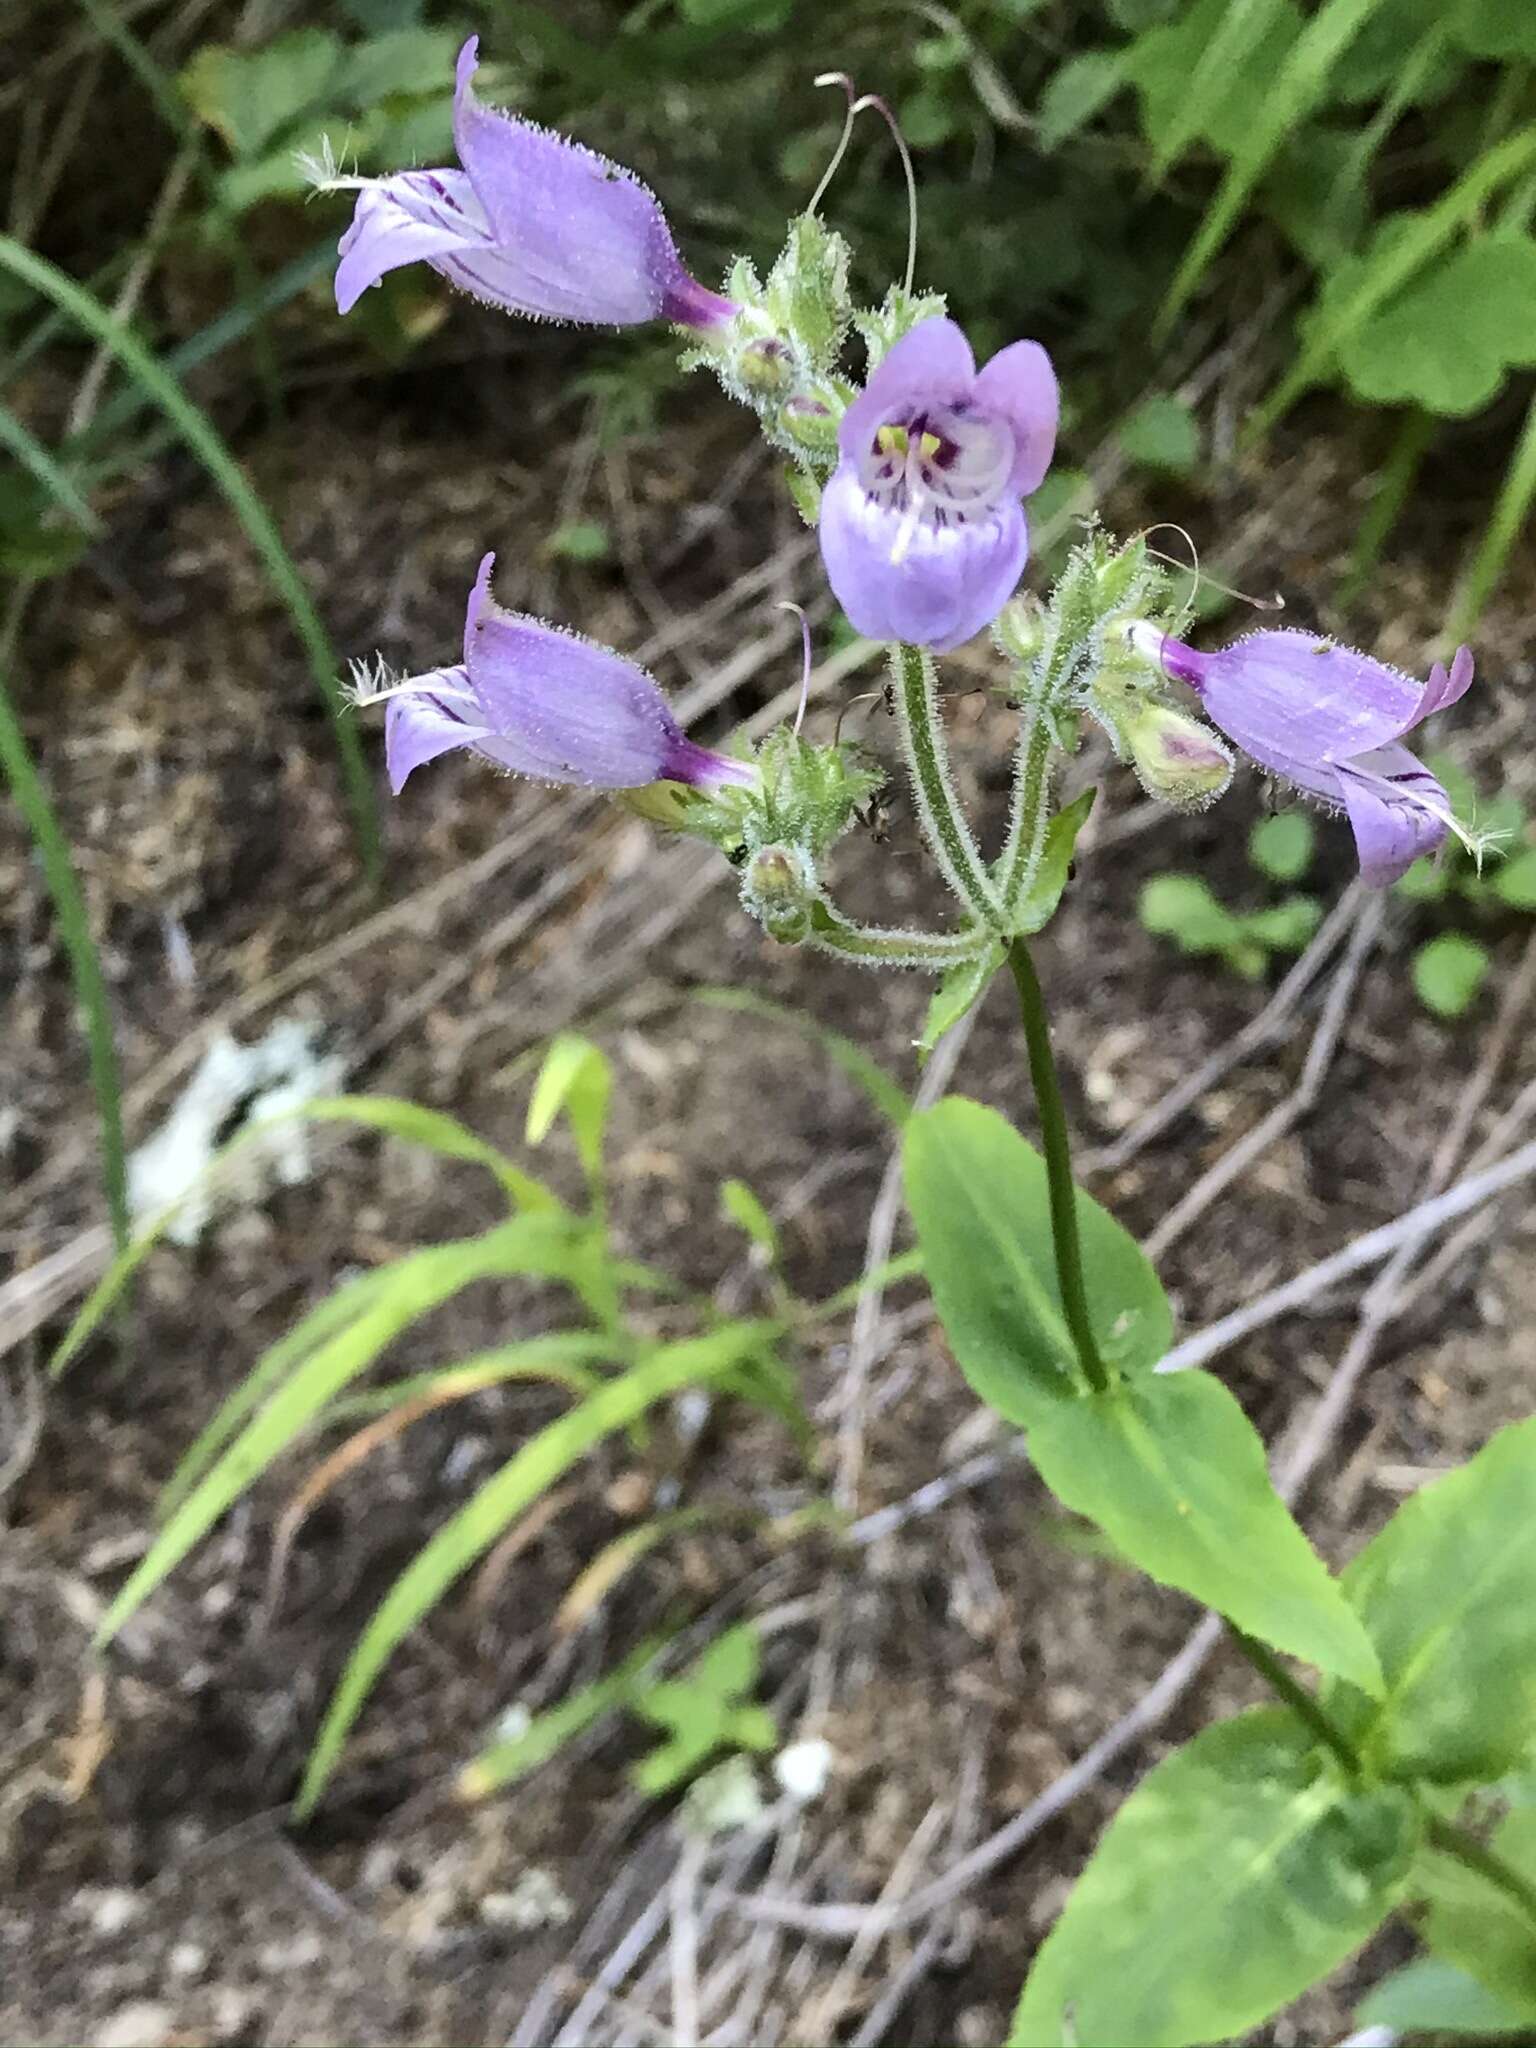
[736,337,797,399]
[742,842,817,944]
[992,595,1046,665]
[1123,701,1233,809]
[780,396,840,458]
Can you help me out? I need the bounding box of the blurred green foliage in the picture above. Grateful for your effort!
[8,0,1536,592]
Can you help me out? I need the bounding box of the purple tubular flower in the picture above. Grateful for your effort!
[1138,626,1476,886]
[333,38,735,331]
[819,317,1058,653]
[382,554,755,798]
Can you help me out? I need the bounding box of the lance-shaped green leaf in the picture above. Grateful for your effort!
[904,1098,1172,1424]
[1012,1709,1419,2047]
[1028,1373,1384,1693]
[917,944,1004,1060]
[1013,789,1096,936]
[1324,1416,1536,1782]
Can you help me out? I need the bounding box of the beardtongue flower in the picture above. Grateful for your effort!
[1128,624,1476,886]
[818,316,1058,652]
[373,554,755,799]
[330,38,735,331]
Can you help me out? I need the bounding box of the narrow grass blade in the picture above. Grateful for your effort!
[159,1264,399,1515]
[69,0,286,425]
[95,1217,583,1648]
[457,1634,672,1800]
[0,237,381,882]
[1154,0,1390,345]
[297,1096,562,1214]
[294,1322,778,1815]
[689,987,911,1127]
[1147,0,1285,183]
[69,242,335,469]
[0,654,127,1247]
[325,1332,617,1422]
[1252,126,1536,438]
[49,1093,564,1385]
[1444,384,1536,649]
[1339,409,1437,607]
[0,402,101,533]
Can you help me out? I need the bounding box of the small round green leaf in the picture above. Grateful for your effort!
[1413,932,1491,1019]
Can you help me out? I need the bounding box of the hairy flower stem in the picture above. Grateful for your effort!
[811,902,988,970]
[1006,939,1109,1394]
[995,698,1054,915]
[891,642,1004,927]
[1227,1626,1536,1935]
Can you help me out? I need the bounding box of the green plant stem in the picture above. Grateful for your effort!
[890,642,1003,926]
[1005,938,1108,1393]
[0,613,129,1250]
[1227,1626,1536,1937]
[995,699,1054,914]
[1425,1812,1536,1932]
[810,900,988,970]
[1226,1627,1360,1776]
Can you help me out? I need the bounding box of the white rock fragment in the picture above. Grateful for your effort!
[773,1737,834,1804]
[127,1019,346,1245]
[479,1868,573,1932]
[93,2002,174,2048]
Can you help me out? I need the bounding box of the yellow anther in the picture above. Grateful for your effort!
[875,423,909,457]
[918,430,942,461]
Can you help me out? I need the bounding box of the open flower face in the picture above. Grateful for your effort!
[819,317,1058,652]
[377,554,755,799]
[1135,626,1476,886]
[332,39,735,331]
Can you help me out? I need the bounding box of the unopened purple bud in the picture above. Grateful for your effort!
[737,338,798,399]
[1123,701,1233,809]
[1129,623,1475,885]
[376,553,755,801]
[331,38,737,333]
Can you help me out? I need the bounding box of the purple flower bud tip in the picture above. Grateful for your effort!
[818,316,1059,653]
[1131,624,1476,886]
[331,38,736,332]
[374,552,754,800]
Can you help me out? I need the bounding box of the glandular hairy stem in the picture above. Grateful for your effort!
[810,900,989,971]
[890,642,1005,928]
[995,698,1055,915]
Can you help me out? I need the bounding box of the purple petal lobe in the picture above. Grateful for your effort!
[1191,630,1429,771]
[385,684,495,794]
[450,37,681,324]
[973,339,1059,495]
[334,171,487,314]
[1338,744,1451,887]
[837,317,976,463]
[1413,643,1476,725]
[819,470,1027,652]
